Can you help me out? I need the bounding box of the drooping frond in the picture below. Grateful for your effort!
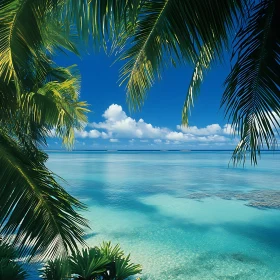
[0,0,62,85]
[182,45,214,126]
[0,76,17,122]
[64,0,141,49]
[21,66,89,148]
[0,129,89,259]
[119,0,245,111]
[222,0,280,164]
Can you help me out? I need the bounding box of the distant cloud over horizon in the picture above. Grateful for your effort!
[67,104,238,149]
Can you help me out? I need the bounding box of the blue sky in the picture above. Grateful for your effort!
[48,50,238,150]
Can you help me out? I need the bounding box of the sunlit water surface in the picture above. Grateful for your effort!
[42,151,280,279]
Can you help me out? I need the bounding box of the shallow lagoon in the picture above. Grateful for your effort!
[47,151,280,279]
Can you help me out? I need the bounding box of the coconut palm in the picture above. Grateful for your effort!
[1,0,278,262]
[0,0,142,260]
[0,0,90,259]
[117,0,280,164]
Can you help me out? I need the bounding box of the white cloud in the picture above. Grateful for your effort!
[103,104,127,121]
[74,129,111,139]
[177,124,222,135]
[73,104,238,147]
[90,104,167,139]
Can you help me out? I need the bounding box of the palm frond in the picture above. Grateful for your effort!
[222,0,280,164]
[21,70,89,148]
[39,258,70,280]
[182,45,214,125]
[69,247,110,278]
[119,0,245,111]
[64,0,140,48]
[0,0,62,85]
[0,129,89,259]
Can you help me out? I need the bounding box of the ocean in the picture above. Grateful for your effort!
[42,151,280,279]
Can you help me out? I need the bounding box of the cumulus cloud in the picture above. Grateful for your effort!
[177,124,221,135]
[75,129,110,139]
[74,103,237,146]
[90,104,167,139]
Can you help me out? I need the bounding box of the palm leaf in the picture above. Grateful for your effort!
[64,0,140,48]
[0,0,61,85]
[182,45,214,125]
[69,247,110,279]
[0,129,89,259]
[222,0,280,164]
[21,67,89,148]
[115,254,142,280]
[119,0,245,112]
[39,258,71,280]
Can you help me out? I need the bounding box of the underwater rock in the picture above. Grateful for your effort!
[186,190,280,210]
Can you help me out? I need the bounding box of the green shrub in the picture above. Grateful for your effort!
[0,242,28,280]
[39,242,142,280]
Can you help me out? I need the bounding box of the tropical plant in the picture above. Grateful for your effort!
[99,242,142,280]
[69,247,110,280]
[39,242,142,280]
[2,0,277,265]
[0,241,28,280]
[39,258,71,280]
[0,0,91,259]
[115,0,280,164]
[0,0,141,261]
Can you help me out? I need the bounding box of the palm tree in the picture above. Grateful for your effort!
[0,0,141,259]
[0,0,90,259]
[116,0,280,164]
[1,0,278,261]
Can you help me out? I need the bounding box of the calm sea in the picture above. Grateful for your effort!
[33,151,280,279]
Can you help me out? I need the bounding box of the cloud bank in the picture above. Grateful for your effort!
[72,104,237,147]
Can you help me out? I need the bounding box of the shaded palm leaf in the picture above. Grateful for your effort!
[70,247,110,279]
[0,241,28,280]
[0,129,89,259]
[64,0,140,49]
[119,0,245,112]
[115,254,142,280]
[0,0,62,85]
[39,258,71,280]
[222,0,280,164]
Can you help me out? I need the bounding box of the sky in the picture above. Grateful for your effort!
[48,49,239,150]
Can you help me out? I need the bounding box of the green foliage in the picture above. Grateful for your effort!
[39,258,71,280]
[0,241,28,280]
[114,255,142,280]
[99,242,142,280]
[0,0,90,260]
[70,247,110,279]
[39,242,142,280]
[222,0,280,164]
[118,0,245,111]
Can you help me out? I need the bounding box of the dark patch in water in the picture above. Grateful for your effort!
[184,190,280,210]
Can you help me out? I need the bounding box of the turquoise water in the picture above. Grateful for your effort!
[46,151,280,279]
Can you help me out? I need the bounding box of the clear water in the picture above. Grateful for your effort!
[45,151,280,279]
